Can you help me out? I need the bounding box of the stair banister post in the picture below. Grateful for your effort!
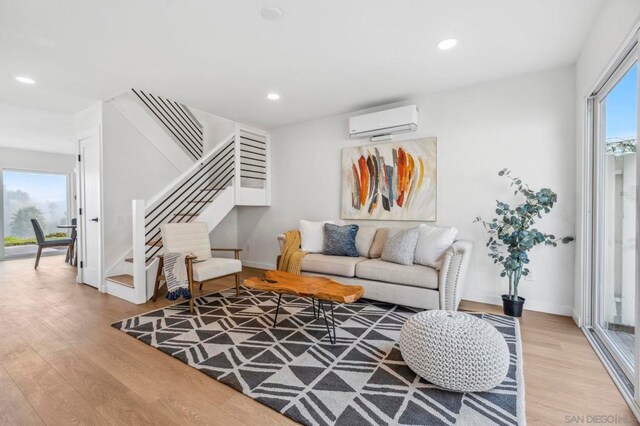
[234,123,241,200]
[132,199,147,303]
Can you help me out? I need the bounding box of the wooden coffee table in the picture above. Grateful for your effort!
[244,270,364,344]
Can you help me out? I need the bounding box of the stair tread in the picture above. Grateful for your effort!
[125,258,154,266]
[174,213,198,216]
[106,274,134,288]
[146,240,163,247]
[187,200,212,203]
[200,187,225,191]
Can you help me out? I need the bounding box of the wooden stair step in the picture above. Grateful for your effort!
[174,213,198,217]
[187,200,212,203]
[124,258,154,266]
[106,274,134,288]
[146,240,163,247]
[200,187,225,191]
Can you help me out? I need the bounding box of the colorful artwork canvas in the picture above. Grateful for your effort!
[341,138,437,221]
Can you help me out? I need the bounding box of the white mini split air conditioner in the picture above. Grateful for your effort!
[349,105,419,141]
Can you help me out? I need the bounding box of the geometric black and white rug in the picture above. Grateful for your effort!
[112,288,525,425]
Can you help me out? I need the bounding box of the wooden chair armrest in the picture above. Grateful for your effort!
[156,254,198,260]
[211,248,242,260]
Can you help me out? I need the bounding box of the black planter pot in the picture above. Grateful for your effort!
[502,295,525,317]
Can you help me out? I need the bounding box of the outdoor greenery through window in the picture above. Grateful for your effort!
[3,170,69,252]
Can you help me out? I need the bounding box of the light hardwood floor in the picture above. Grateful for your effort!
[0,256,635,425]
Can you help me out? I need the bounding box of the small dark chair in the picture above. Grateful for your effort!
[31,219,72,269]
[66,218,78,266]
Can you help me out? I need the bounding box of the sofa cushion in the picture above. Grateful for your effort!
[301,254,368,277]
[323,223,359,257]
[300,219,334,253]
[381,226,420,265]
[355,225,377,257]
[414,224,458,268]
[369,228,389,258]
[192,258,242,282]
[356,259,439,289]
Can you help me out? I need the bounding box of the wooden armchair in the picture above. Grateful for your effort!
[154,222,242,312]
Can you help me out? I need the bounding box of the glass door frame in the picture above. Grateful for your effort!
[586,31,640,415]
[591,49,639,381]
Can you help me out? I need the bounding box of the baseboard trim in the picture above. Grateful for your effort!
[571,309,583,327]
[242,260,277,270]
[462,291,572,317]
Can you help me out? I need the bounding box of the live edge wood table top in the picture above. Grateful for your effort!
[243,270,364,304]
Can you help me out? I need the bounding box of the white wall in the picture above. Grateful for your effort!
[0,102,75,154]
[0,147,76,259]
[101,102,183,270]
[209,208,238,258]
[238,66,576,316]
[190,107,237,153]
[574,1,640,326]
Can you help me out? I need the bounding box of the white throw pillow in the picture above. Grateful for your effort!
[300,220,335,253]
[414,224,458,268]
[355,225,377,257]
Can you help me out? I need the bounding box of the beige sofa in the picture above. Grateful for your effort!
[277,226,472,311]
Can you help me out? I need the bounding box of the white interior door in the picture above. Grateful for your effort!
[79,132,102,288]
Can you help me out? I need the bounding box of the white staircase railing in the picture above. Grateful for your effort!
[110,126,270,305]
[131,88,204,160]
[142,132,236,262]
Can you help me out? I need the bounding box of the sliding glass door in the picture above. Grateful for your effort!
[592,49,639,383]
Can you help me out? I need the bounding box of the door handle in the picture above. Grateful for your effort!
[90,217,99,222]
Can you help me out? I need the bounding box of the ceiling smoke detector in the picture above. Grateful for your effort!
[261,6,283,21]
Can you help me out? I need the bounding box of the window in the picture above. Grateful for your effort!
[2,169,70,258]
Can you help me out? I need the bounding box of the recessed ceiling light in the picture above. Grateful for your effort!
[437,38,458,50]
[261,6,283,21]
[15,76,36,84]
[267,93,280,100]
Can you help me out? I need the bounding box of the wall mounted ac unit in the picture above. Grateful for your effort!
[349,105,418,141]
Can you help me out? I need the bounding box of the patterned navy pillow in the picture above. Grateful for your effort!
[323,224,359,257]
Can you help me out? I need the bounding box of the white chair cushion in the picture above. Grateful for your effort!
[192,258,242,282]
[355,259,439,289]
[161,222,212,261]
[299,219,334,253]
[301,254,368,277]
[414,224,458,268]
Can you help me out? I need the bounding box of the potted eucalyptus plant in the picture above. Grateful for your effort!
[475,169,573,317]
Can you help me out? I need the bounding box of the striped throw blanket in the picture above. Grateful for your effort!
[164,252,191,300]
[278,230,306,274]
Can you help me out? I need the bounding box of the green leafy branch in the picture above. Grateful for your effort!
[474,169,574,300]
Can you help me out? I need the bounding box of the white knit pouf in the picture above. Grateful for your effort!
[399,310,510,392]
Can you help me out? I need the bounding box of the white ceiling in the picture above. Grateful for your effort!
[0,0,602,131]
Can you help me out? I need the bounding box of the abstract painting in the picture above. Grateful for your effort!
[341,138,436,221]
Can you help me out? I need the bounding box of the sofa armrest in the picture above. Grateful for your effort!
[438,240,473,311]
[276,233,287,254]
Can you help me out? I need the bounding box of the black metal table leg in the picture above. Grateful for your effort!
[319,300,336,344]
[273,294,282,327]
[311,297,317,319]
